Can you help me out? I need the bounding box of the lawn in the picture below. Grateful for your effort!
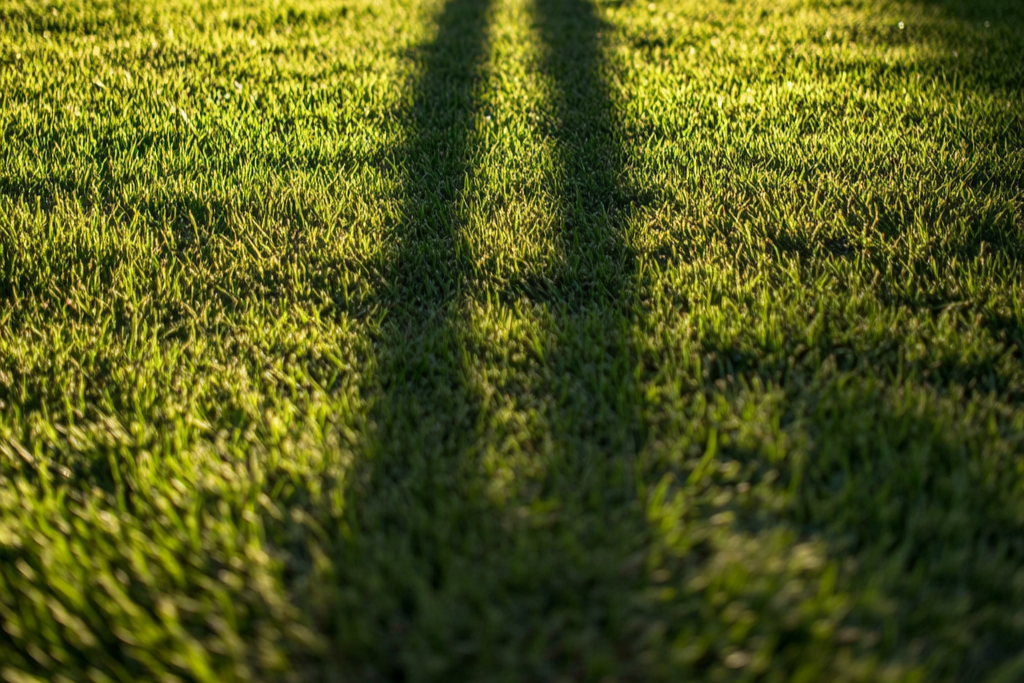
[0,0,1022,680]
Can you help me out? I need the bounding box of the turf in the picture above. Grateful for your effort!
[1,0,1023,680]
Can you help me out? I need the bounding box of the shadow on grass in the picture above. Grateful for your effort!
[308,0,500,678]
[305,0,657,678]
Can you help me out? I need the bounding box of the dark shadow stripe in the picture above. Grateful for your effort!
[535,0,636,306]
[531,0,646,468]
[320,0,496,676]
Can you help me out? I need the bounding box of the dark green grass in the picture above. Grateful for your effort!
[1,0,1023,681]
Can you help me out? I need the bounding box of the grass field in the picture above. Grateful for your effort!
[1,0,1023,680]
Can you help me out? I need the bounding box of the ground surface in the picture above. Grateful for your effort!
[0,0,1023,680]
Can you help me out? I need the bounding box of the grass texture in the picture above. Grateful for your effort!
[1,0,1023,680]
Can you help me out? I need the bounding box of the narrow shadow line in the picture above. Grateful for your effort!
[381,0,490,312]
[533,0,639,309]
[530,0,645,472]
[320,0,496,676]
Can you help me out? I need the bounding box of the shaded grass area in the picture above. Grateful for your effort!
[0,0,1023,681]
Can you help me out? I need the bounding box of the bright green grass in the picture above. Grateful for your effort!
[1,0,1023,680]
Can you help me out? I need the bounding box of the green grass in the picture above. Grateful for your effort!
[1,0,1023,679]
